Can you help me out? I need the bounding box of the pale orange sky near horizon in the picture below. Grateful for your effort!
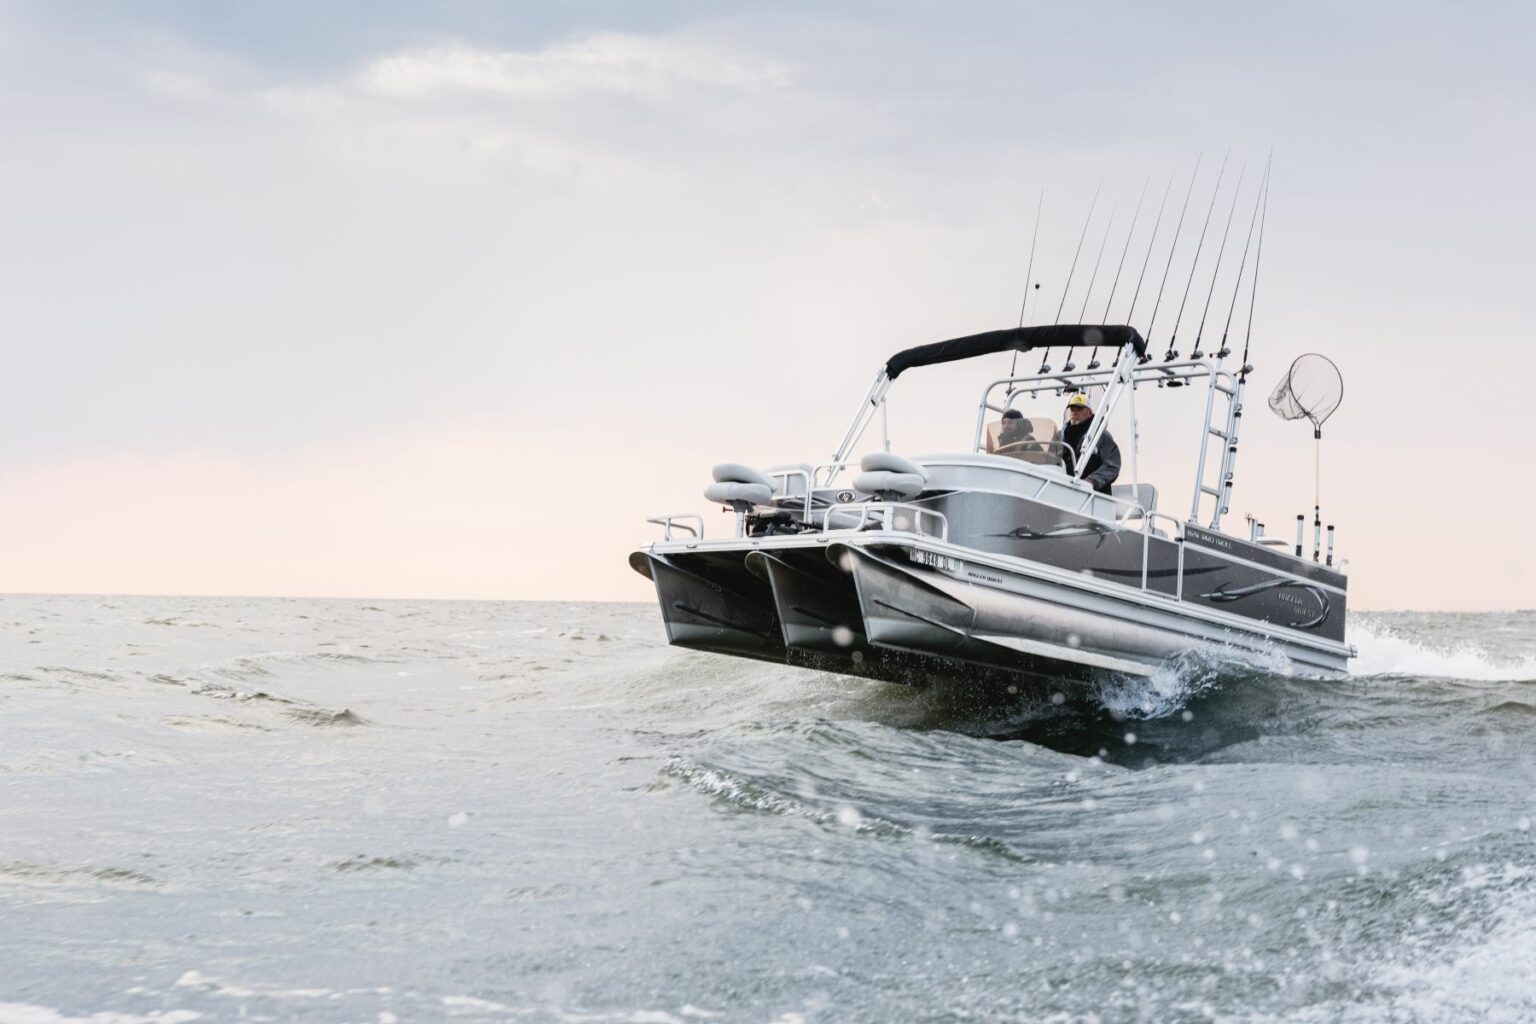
[1,2,1533,611]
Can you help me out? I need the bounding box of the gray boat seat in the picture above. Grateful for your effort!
[855,453,928,502]
[707,463,775,512]
[712,462,774,488]
[1111,483,1158,521]
[859,452,930,480]
[704,480,772,511]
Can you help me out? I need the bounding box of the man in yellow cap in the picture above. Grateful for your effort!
[1062,392,1121,493]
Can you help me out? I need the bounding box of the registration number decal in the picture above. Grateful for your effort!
[909,549,962,572]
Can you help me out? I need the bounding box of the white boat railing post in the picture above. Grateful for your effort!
[1176,528,1186,600]
[828,370,889,486]
[1141,514,1151,592]
[1070,343,1135,484]
[1128,374,1141,500]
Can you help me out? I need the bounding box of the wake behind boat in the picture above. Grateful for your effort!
[631,165,1355,692]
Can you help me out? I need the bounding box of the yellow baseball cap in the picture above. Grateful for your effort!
[1066,393,1091,409]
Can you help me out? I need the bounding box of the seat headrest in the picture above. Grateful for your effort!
[858,452,929,481]
[711,462,774,489]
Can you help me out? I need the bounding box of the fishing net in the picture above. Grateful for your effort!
[1268,354,1343,434]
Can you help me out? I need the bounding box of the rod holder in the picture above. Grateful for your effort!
[1326,525,1335,567]
[1313,505,1322,563]
[1295,514,1304,558]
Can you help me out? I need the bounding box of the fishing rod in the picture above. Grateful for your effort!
[1123,174,1176,362]
[1086,176,1150,370]
[1163,150,1230,362]
[1143,154,1203,363]
[1007,190,1044,386]
[1190,161,1247,359]
[1040,180,1102,374]
[1064,204,1116,371]
[1239,167,1269,382]
[1216,158,1270,361]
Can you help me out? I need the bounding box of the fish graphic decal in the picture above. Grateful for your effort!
[990,522,1119,549]
[1198,578,1331,629]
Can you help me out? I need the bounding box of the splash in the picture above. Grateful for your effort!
[1349,620,1536,681]
[1092,642,1289,720]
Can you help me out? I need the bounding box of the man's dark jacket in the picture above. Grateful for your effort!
[1062,415,1122,493]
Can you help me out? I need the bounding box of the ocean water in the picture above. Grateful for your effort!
[1,597,1534,1024]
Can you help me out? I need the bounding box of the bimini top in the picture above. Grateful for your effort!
[884,324,1147,380]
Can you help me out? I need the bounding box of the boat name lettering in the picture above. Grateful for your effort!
[1192,529,1233,552]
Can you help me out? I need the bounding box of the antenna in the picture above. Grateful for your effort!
[1041,180,1102,374]
[1008,190,1043,384]
[1164,150,1231,361]
[1191,162,1247,359]
[1089,176,1150,370]
[1064,204,1116,371]
[1144,154,1203,360]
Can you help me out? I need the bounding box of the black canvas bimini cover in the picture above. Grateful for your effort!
[883,324,1146,380]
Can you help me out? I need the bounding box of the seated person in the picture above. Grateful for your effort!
[986,409,1062,465]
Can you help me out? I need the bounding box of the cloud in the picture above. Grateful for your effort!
[355,33,791,100]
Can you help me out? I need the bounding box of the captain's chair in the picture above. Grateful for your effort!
[984,415,1064,465]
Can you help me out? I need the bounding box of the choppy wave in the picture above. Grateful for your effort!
[3,595,1534,1024]
[1349,619,1536,681]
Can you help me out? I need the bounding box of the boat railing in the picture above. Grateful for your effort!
[767,466,816,517]
[811,462,858,488]
[1137,509,1188,600]
[821,502,949,542]
[646,514,706,542]
[768,463,866,518]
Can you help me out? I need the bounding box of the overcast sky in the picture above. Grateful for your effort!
[1,1,1532,609]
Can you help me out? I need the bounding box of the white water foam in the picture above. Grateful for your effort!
[1372,879,1536,1023]
[1235,865,1536,1024]
[1349,621,1536,681]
